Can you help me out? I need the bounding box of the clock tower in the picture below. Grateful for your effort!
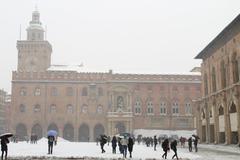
[17,9,52,72]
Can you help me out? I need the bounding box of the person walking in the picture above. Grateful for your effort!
[120,136,129,158]
[128,136,134,158]
[1,137,9,160]
[47,135,55,154]
[193,136,199,152]
[170,139,179,160]
[111,136,117,154]
[188,137,192,152]
[100,135,107,153]
[161,138,169,159]
[153,135,158,151]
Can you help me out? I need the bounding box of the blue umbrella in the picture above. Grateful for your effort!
[47,130,57,136]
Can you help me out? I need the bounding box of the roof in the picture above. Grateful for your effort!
[195,14,240,60]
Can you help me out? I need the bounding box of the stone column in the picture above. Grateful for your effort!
[205,103,210,143]
[223,97,231,144]
[213,104,219,144]
[234,91,240,145]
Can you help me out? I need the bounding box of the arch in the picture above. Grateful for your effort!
[31,123,43,139]
[94,124,105,141]
[219,105,224,115]
[229,102,237,113]
[16,123,27,141]
[63,123,74,141]
[115,122,126,134]
[78,123,89,142]
[47,123,59,133]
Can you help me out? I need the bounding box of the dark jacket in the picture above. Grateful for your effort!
[161,139,169,151]
[128,137,134,152]
[112,136,117,147]
[170,140,177,151]
[100,135,107,145]
[1,138,9,151]
[48,136,55,145]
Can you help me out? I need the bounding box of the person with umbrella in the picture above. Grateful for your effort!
[192,135,200,152]
[0,133,12,160]
[47,130,57,154]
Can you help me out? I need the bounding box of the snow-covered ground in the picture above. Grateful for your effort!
[7,137,240,160]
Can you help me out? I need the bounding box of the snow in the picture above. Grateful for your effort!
[7,137,240,160]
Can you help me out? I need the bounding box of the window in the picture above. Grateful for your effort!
[147,101,154,114]
[82,105,88,113]
[34,104,41,113]
[82,87,88,96]
[204,73,208,95]
[219,106,224,115]
[67,104,73,114]
[20,87,27,96]
[202,109,206,119]
[34,87,41,96]
[51,87,58,96]
[134,100,141,114]
[220,61,227,88]
[185,102,192,114]
[160,102,166,115]
[97,105,103,114]
[229,103,237,113]
[172,102,179,115]
[66,87,73,96]
[19,104,26,113]
[50,104,56,113]
[212,67,217,92]
[98,87,103,96]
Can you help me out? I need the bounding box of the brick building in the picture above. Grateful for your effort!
[195,14,240,144]
[11,9,201,141]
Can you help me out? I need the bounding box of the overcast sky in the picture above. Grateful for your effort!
[0,0,240,93]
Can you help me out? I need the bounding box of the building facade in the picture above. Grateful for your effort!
[11,10,201,141]
[0,89,7,134]
[195,14,240,144]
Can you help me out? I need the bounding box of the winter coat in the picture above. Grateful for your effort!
[112,136,117,147]
[1,138,9,151]
[100,135,107,145]
[161,139,169,151]
[120,137,128,146]
[170,140,177,151]
[128,137,134,152]
[48,135,55,145]
[153,136,158,145]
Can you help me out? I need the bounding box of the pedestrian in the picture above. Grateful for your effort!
[100,135,107,153]
[180,137,185,148]
[193,136,199,152]
[1,137,9,160]
[120,135,129,158]
[153,135,158,151]
[188,137,192,152]
[161,138,169,159]
[170,139,179,160]
[118,137,123,154]
[107,136,111,146]
[111,136,117,154]
[47,135,55,154]
[128,136,134,158]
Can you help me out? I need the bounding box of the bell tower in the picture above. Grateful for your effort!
[17,9,52,72]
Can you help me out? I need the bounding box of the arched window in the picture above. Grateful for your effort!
[19,104,26,113]
[82,105,88,114]
[212,67,217,92]
[185,102,192,114]
[82,87,88,96]
[147,101,154,114]
[96,105,103,114]
[33,104,41,113]
[160,102,166,115]
[50,104,56,113]
[232,52,239,83]
[66,87,73,96]
[220,60,227,88]
[67,104,73,114]
[204,73,208,95]
[134,99,142,114]
[229,102,237,113]
[172,102,179,115]
[34,87,41,96]
[202,109,206,119]
[219,106,224,115]
[20,87,27,96]
[51,87,58,96]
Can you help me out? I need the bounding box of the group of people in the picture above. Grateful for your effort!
[99,134,134,158]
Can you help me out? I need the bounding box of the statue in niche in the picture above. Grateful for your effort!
[117,96,124,111]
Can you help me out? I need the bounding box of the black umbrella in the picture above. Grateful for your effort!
[192,134,200,139]
[0,133,13,139]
